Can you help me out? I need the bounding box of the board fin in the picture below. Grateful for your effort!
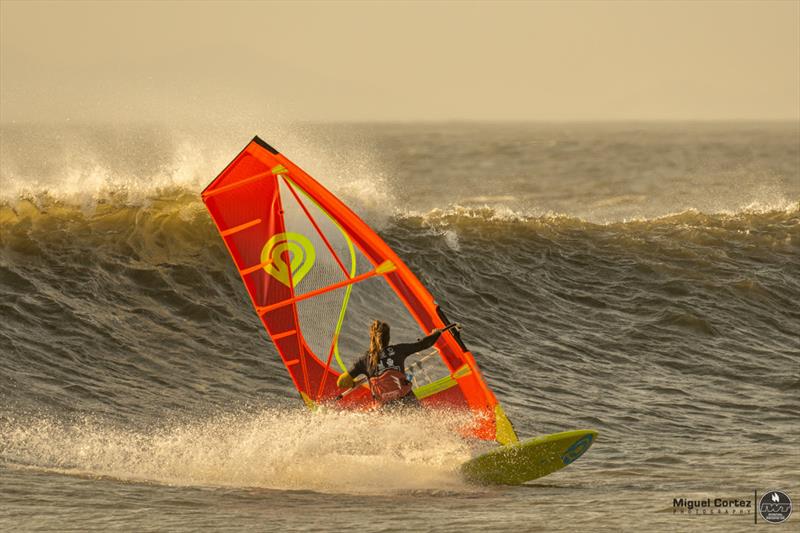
[494,404,519,445]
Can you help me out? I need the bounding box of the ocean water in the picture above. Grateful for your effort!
[1,122,798,531]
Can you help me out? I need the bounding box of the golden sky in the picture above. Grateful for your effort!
[1,0,798,122]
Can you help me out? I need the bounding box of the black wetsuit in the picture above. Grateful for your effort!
[348,330,442,405]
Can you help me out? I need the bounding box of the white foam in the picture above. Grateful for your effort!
[0,408,479,495]
[402,199,799,228]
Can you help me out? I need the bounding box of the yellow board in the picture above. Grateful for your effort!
[460,429,597,485]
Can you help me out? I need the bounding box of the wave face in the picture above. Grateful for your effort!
[1,122,799,530]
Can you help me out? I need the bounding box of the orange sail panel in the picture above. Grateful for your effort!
[202,137,518,444]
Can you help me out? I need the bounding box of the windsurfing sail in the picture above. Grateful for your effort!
[201,136,519,444]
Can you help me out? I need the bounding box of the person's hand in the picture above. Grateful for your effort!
[337,372,355,389]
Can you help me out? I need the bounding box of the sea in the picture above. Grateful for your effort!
[1,122,798,531]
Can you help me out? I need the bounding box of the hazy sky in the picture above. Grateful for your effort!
[1,0,798,123]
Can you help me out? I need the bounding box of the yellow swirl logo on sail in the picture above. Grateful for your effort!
[261,232,315,287]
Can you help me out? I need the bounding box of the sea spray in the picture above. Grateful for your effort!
[0,408,478,494]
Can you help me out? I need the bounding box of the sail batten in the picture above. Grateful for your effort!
[255,266,393,315]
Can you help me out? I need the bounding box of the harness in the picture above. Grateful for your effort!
[367,347,413,405]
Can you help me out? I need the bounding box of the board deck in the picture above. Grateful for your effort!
[460,429,598,485]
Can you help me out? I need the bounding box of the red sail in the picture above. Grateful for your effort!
[202,137,518,444]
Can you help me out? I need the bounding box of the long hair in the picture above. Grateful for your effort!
[368,320,390,374]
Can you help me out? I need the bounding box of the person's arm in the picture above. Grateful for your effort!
[337,355,367,389]
[391,329,442,362]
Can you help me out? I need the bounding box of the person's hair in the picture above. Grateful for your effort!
[368,320,390,373]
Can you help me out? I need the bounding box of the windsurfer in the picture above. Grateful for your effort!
[337,320,442,406]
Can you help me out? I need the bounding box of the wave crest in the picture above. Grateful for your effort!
[399,201,800,230]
